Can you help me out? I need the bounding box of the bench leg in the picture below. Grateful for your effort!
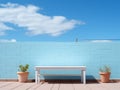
[81,70,86,84]
[83,70,86,84]
[81,70,83,83]
[38,70,40,83]
[35,70,38,84]
[35,70,40,84]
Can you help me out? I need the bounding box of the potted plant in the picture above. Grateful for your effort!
[99,65,111,83]
[17,64,29,82]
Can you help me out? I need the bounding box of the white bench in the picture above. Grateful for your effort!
[35,66,86,84]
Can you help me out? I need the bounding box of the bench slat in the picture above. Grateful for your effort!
[39,74,81,76]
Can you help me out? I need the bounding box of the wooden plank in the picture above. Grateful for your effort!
[73,83,90,90]
[35,82,53,90]
[78,84,108,90]
[59,83,74,90]
[13,83,35,90]
[26,82,42,90]
[0,82,12,88]
[51,83,60,90]
[100,83,120,90]
[0,82,22,90]
[0,82,120,90]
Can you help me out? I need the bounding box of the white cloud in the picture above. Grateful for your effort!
[0,39,16,43]
[91,40,112,43]
[0,2,19,8]
[0,23,13,35]
[0,3,83,36]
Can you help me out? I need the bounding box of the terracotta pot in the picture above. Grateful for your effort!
[99,72,111,83]
[17,72,29,82]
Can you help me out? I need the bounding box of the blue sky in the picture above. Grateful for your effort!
[0,0,120,42]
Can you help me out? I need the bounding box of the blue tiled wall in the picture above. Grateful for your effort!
[0,42,120,80]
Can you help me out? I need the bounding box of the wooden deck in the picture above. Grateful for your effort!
[0,81,120,90]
